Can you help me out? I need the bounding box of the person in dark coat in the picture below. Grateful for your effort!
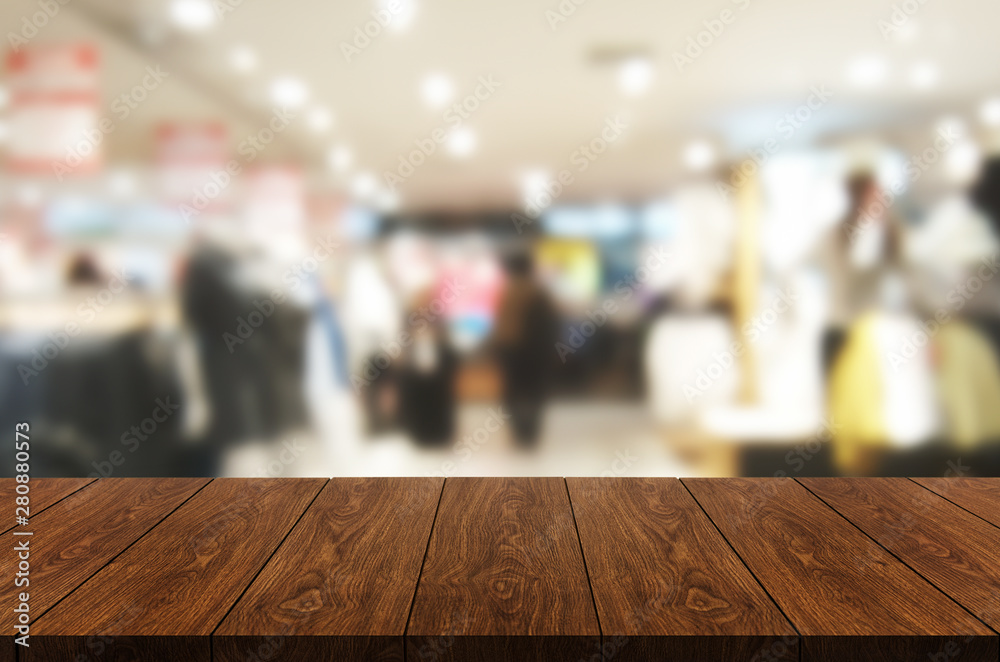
[491,251,560,448]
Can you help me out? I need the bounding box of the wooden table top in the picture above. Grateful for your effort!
[3,477,1000,661]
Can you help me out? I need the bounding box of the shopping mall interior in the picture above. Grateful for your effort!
[2,0,1000,478]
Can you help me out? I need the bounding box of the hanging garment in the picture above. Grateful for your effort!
[829,312,940,473]
[935,321,1000,449]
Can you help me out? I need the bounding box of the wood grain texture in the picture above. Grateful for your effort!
[801,477,1000,632]
[407,477,599,662]
[24,478,326,662]
[0,478,207,627]
[567,477,798,661]
[2,478,200,662]
[683,477,997,661]
[0,477,96,534]
[912,477,1000,529]
[214,477,444,662]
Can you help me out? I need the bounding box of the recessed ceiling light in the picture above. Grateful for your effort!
[619,57,654,97]
[328,145,353,172]
[230,47,257,74]
[683,140,715,171]
[270,77,309,108]
[979,98,1000,127]
[380,0,417,32]
[846,55,889,88]
[421,73,454,109]
[307,107,334,133]
[447,127,476,158]
[908,62,938,90]
[169,0,216,31]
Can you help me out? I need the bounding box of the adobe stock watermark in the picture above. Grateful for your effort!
[340,0,411,62]
[17,268,133,385]
[383,76,502,192]
[250,437,307,478]
[213,0,249,21]
[88,397,181,478]
[927,593,1000,662]
[7,0,73,52]
[350,276,466,393]
[223,235,340,353]
[555,246,668,363]
[545,0,591,31]
[684,288,799,402]
[877,0,929,40]
[717,85,835,201]
[887,255,999,371]
[847,124,961,246]
[672,0,756,73]
[427,406,511,480]
[53,66,170,181]
[580,585,678,661]
[511,114,629,234]
[411,609,472,662]
[179,106,296,223]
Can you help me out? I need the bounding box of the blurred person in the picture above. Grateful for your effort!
[491,250,559,448]
[180,240,248,474]
[341,249,402,434]
[66,252,104,286]
[817,172,939,473]
[303,271,361,462]
[972,156,1000,240]
[815,172,906,374]
[396,291,458,446]
[969,157,1000,348]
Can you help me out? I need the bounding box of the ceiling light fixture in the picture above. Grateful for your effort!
[447,127,477,158]
[846,55,890,88]
[169,0,216,32]
[619,57,654,97]
[270,77,309,108]
[421,73,455,109]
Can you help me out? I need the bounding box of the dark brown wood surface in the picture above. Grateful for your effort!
[800,477,1000,632]
[0,477,95,534]
[913,477,1000,528]
[683,477,997,661]
[567,477,797,661]
[25,478,326,662]
[406,477,600,662]
[0,478,207,629]
[7,477,1000,661]
[214,477,444,662]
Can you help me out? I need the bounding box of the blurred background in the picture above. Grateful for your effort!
[2,0,1000,478]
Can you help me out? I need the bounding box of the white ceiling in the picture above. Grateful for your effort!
[2,0,999,210]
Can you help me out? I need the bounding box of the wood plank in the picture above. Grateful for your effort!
[407,477,599,662]
[567,478,798,661]
[800,477,1000,633]
[0,478,96,534]
[912,477,1000,529]
[24,478,326,662]
[1,477,208,661]
[214,477,443,662]
[683,477,997,661]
